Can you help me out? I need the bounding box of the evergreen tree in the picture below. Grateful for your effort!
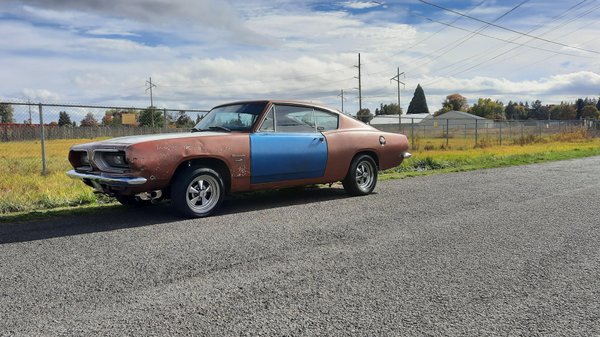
[58,111,72,127]
[175,111,194,128]
[407,84,430,114]
[138,106,164,127]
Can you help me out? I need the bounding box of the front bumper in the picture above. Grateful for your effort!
[66,170,147,186]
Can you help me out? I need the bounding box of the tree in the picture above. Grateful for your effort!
[0,103,15,123]
[407,84,430,114]
[441,93,468,113]
[356,108,373,123]
[580,105,599,119]
[80,112,99,127]
[375,103,401,115]
[103,109,124,126]
[175,111,194,128]
[505,101,527,120]
[195,113,204,124]
[58,111,72,127]
[102,115,114,126]
[549,103,576,120]
[470,98,505,119]
[596,97,600,111]
[138,106,164,127]
[576,98,585,119]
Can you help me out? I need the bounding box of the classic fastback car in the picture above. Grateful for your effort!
[67,100,411,217]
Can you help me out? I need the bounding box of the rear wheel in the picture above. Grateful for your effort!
[342,154,378,196]
[171,167,225,218]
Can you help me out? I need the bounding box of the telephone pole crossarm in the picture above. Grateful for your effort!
[390,68,405,127]
[145,77,157,108]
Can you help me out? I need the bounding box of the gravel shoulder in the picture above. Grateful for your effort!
[1,156,599,336]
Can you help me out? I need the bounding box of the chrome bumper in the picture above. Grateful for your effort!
[401,152,412,159]
[66,170,147,186]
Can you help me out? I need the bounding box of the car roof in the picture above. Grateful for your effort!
[213,100,341,114]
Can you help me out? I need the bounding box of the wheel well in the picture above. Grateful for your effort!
[171,158,231,193]
[354,151,379,169]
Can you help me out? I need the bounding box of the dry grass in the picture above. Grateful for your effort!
[1,131,600,215]
[0,138,109,213]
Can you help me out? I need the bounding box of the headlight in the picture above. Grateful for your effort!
[80,152,90,165]
[94,150,129,170]
[103,152,128,168]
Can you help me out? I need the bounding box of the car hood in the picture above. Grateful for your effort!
[95,132,228,146]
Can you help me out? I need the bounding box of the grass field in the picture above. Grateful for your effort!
[1,131,599,217]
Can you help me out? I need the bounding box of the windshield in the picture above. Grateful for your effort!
[193,102,267,132]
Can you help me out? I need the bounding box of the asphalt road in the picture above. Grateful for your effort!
[1,157,600,336]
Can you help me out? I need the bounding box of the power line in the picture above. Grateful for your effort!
[400,0,530,78]
[423,0,600,84]
[418,0,600,55]
[423,0,593,78]
[418,15,593,59]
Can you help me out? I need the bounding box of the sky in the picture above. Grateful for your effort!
[1,0,600,118]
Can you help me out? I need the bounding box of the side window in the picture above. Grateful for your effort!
[314,109,339,131]
[274,105,316,133]
[258,106,275,132]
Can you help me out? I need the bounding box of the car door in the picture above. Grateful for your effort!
[250,104,328,184]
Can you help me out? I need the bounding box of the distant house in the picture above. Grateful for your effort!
[370,113,431,132]
[420,110,494,129]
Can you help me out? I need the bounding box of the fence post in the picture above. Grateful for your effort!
[521,122,524,140]
[38,104,47,176]
[446,118,449,147]
[475,119,478,146]
[411,119,414,150]
[499,122,502,146]
[163,108,168,130]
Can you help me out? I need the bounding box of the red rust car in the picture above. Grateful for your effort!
[67,100,411,217]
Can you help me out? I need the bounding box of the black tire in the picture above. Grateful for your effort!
[114,195,151,207]
[171,167,225,218]
[342,154,378,196]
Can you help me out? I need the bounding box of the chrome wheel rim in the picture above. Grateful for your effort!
[355,160,375,192]
[186,174,220,213]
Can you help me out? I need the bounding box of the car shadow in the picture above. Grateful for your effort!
[0,186,353,245]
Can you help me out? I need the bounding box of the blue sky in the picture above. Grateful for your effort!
[1,0,599,118]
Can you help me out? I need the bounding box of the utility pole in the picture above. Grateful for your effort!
[337,89,346,114]
[146,77,157,107]
[391,68,405,127]
[354,53,362,112]
[145,77,157,127]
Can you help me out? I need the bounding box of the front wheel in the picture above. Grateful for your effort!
[342,154,378,196]
[171,167,225,218]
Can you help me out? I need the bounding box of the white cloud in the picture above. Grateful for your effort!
[1,0,600,115]
[342,1,383,10]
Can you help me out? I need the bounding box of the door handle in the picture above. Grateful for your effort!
[313,137,324,142]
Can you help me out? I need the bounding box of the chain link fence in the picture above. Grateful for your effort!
[374,117,598,150]
[1,101,599,177]
[0,102,208,177]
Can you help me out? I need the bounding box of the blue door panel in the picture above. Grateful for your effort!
[250,133,327,184]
